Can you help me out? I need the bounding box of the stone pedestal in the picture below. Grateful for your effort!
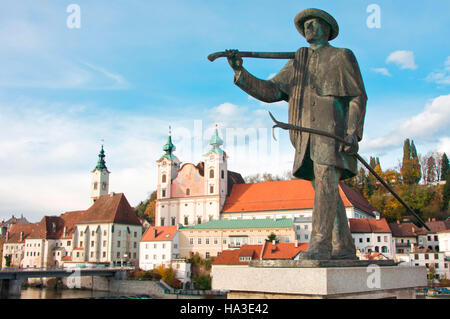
[211,260,427,299]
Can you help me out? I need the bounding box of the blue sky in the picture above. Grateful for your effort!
[0,1,449,222]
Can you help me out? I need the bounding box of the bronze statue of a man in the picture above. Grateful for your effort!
[226,9,367,260]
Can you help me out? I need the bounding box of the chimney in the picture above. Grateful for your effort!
[63,227,67,237]
[295,240,298,248]
[20,232,23,241]
[272,240,276,246]
[6,232,9,241]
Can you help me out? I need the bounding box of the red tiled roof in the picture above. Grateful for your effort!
[62,256,72,261]
[388,222,424,237]
[423,221,450,234]
[222,180,374,216]
[141,226,177,242]
[349,218,391,233]
[212,245,262,265]
[212,243,308,265]
[5,224,35,243]
[81,193,141,225]
[262,242,308,259]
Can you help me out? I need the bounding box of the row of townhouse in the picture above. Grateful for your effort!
[2,193,143,269]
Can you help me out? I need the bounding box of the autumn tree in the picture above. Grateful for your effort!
[443,169,450,211]
[426,156,437,183]
[401,139,421,184]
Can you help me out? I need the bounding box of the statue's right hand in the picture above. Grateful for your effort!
[225,49,243,71]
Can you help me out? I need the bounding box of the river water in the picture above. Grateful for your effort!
[14,287,151,299]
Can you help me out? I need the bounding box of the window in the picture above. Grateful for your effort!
[285,236,290,243]
[134,232,137,238]
[162,254,166,260]
[134,242,137,249]
[206,238,210,245]
[162,244,166,249]
[257,237,262,244]
[90,252,94,258]
[210,169,214,179]
[154,243,157,249]
[91,241,94,247]
[103,241,106,247]
[104,230,107,236]
[305,234,309,240]
[80,231,83,236]
[186,188,190,196]
[94,182,98,190]
[198,238,202,244]
[434,235,438,241]
[189,238,194,245]
[210,185,214,194]
[117,252,120,258]
[296,225,300,230]
[384,236,388,242]
[377,236,381,242]
[162,189,166,197]
[414,254,419,260]
[103,252,106,258]
[160,218,165,226]
[162,174,167,183]
[133,253,136,259]
[367,238,370,243]
[153,255,157,260]
[76,252,80,258]
[184,216,189,225]
[223,238,227,244]
[80,241,83,247]
[435,254,439,259]
[206,252,210,259]
[117,241,121,248]
[359,238,363,243]
[221,170,224,179]
[425,254,429,260]
[304,225,308,230]
[214,238,218,245]
[67,241,71,246]
[92,231,95,236]
[198,217,202,224]
[171,217,176,226]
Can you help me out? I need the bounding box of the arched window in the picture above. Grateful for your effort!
[162,174,167,183]
[197,217,202,224]
[184,216,188,225]
[382,246,388,253]
[375,246,379,252]
[209,169,214,179]
[171,217,176,226]
[186,188,190,196]
[210,185,214,194]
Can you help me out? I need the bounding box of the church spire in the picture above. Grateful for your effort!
[95,144,107,170]
[162,126,176,160]
[209,122,224,154]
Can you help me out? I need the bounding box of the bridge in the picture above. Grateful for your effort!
[0,267,133,298]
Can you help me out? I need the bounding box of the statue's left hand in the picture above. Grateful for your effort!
[340,134,358,154]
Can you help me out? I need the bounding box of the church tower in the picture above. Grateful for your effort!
[91,144,110,203]
[203,123,228,210]
[156,127,181,200]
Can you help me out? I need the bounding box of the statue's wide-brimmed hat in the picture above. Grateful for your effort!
[294,8,339,41]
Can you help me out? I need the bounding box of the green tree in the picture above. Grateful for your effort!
[401,139,421,184]
[441,153,449,181]
[443,169,450,211]
[4,254,12,267]
[266,233,277,242]
[426,156,437,183]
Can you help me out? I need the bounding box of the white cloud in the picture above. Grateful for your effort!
[438,137,450,154]
[360,94,450,153]
[386,50,417,70]
[426,56,450,85]
[371,67,391,76]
